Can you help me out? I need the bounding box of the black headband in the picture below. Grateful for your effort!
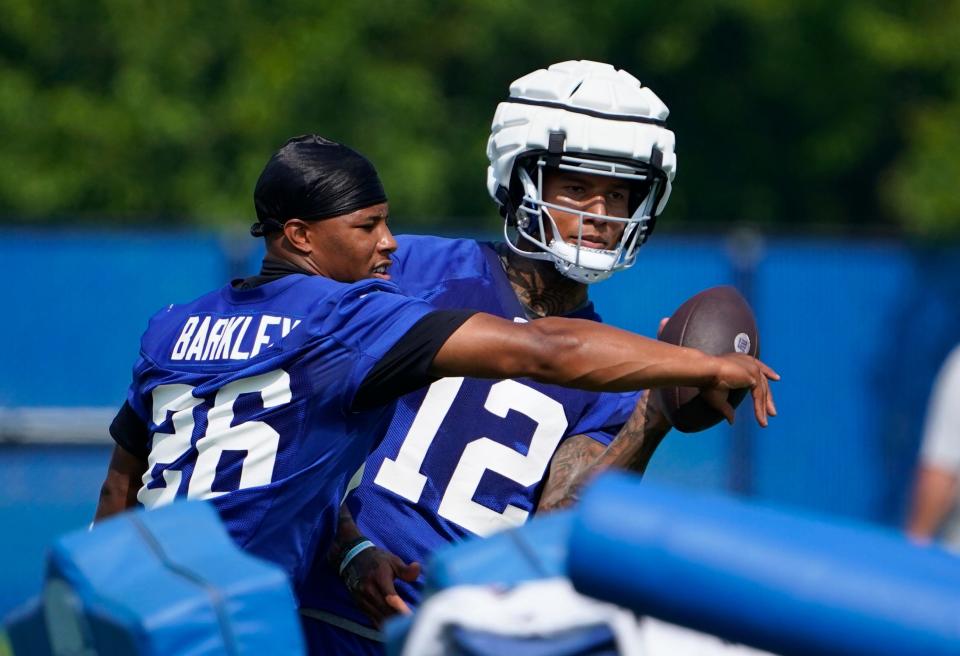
[251,135,387,237]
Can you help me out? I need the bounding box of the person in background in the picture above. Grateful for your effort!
[907,343,960,551]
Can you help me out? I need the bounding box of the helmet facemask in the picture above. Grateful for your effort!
[504,150,668,284]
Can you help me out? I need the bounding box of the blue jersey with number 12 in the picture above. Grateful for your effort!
[301,235,639,624]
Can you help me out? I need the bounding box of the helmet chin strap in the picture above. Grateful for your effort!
[547,239,617,284]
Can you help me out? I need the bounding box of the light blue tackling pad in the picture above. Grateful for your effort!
[5,501,304,656]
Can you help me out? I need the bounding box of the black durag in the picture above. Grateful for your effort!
[250,135,387,237]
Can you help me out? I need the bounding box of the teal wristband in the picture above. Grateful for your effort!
[339,539,375,575]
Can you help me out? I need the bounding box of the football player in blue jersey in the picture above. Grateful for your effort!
[94,131,776,652]
[303,61,773,653]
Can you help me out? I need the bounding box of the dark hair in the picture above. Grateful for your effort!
[251,135,387,237]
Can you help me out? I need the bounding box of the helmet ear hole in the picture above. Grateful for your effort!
[507,157,541,233]
[494,186,514,222]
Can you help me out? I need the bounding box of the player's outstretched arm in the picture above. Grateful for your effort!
[93,444,147,523]
[431,313,779,427]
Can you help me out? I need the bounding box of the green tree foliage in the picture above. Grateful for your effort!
[0,0,958,235]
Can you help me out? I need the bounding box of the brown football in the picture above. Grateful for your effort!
[654,286,759,432]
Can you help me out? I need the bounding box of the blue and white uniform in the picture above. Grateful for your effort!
[301,236,638,645]
[113,273,440,597]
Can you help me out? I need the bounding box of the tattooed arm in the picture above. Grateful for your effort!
[94,444,146,523]
[536,391,671,512]
[328,504,420,625]
[328,503,365,567]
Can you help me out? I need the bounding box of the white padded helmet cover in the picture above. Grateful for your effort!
[486,60,677,215]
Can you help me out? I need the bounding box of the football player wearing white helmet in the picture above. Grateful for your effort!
[306,62,729,655]
[484,60,680,509]
[487,59,676,285]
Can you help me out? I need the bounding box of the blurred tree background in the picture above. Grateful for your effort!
[0,0,958,235]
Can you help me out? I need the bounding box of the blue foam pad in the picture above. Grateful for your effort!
[386,512,574,655]
[39,501,304,655]
[569,473,960,656]
[384,615,414,656]
[425,511,573,592]
[4,597,52,656]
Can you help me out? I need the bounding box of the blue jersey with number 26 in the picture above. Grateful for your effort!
[121,273,435,600]
[301,236,639,625]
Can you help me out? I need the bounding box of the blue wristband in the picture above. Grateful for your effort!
[339,540,375,575]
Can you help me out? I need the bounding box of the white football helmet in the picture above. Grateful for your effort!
[487,60,677,284]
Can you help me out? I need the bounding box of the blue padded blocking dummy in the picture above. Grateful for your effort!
[386,511,574,656]
[568,472,960,656]
[425,510,573,592]
[4,597,53,656]
[39,501,304,655]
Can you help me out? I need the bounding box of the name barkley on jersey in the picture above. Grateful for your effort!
[170,314,302,362]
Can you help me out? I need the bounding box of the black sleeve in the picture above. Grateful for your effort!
[351,309,478,411]
[109,401,151,460]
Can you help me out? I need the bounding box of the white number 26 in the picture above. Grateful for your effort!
[138,369,291,508]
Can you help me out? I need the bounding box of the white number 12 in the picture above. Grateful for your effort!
[373,378,568,536]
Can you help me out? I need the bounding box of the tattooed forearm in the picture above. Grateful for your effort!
[537,435,607,511]
[608,391,671,473]
[536,391,671,512]
[328,503,365,567]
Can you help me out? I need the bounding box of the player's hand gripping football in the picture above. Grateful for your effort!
[655,315,778,429]
[702,353,779,427]
[341,546,421,626]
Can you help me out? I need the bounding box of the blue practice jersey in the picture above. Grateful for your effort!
[302,236,639,627]
[117,273,435,599]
